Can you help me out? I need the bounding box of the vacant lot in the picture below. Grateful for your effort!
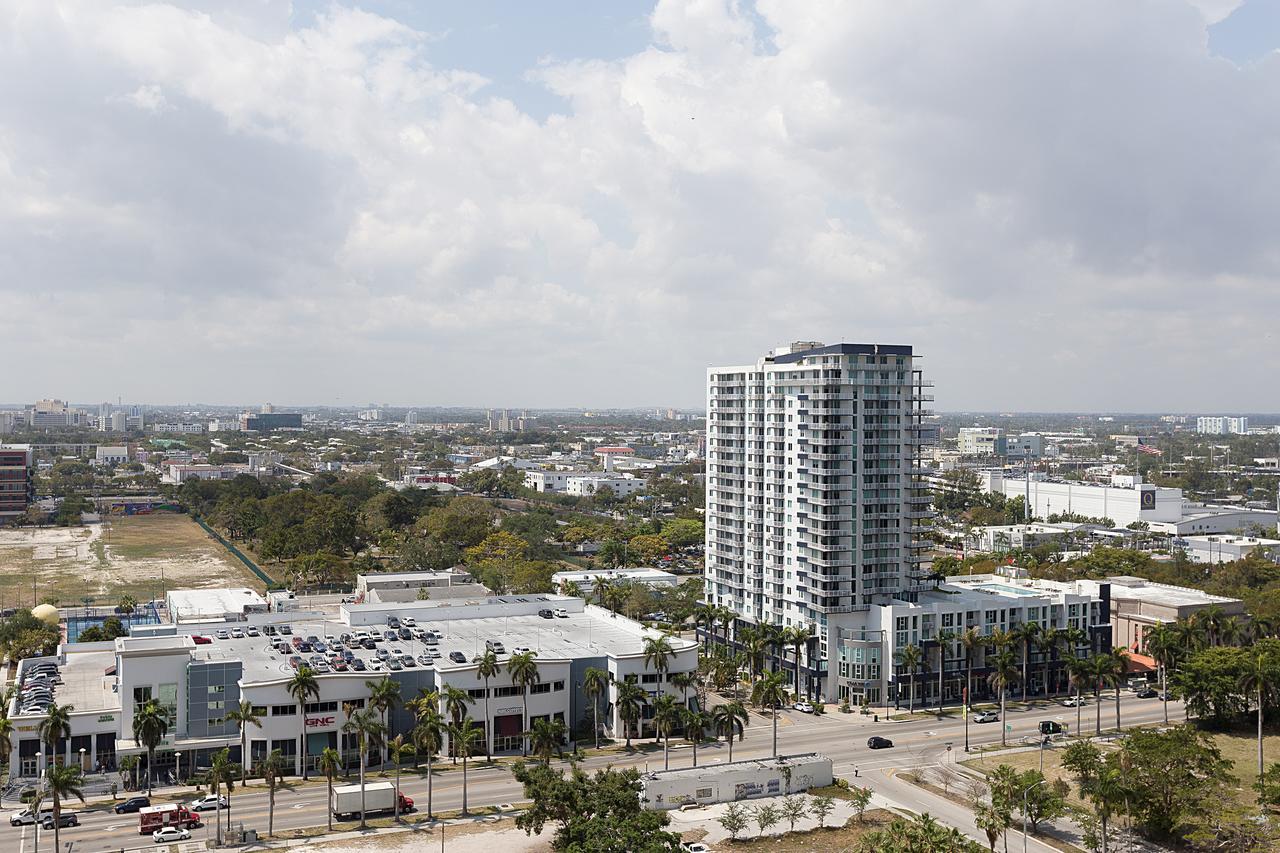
[0,513,263,607]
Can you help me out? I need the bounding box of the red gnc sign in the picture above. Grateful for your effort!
[306,716,335,728]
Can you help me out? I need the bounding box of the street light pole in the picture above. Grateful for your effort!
[1023,778,1047,853]
[963,686,969,752]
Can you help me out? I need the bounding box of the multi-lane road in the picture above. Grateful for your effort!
[6,693,1180,853]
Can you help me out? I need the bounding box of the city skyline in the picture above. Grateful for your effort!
[3,1,1279,410]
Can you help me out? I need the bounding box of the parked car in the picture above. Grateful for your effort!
[246,627,260,637]
[387,658,403,671]
[1039,721,1065,735]
[401,617,416,627]
[553,608,568,618]
[263,625,277,636]
[387,617,400,629]
[278,625,292,635]
[352,659,368,672]
[189,795,228,812]
[397,627,412,640]
[191,636,212,645]
[1135,687,1158,699]
[417,654,433,667]
[215,630,230,640]
[115,797,151,814]
[792,700,815,714]
[973,711,1000,724]
[230,628,244,639]
[486,640,506,654]
[538,609,554,619]
[1061,696,1086,707]
[362,639,377,650]
[152,827,192,843]
[867,736,894,749]
[449,651,467,663]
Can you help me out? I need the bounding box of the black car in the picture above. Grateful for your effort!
[1135,687,1158,699]
[263,625,277,636]
[352,659,368,671]
[449,651,467,663]
[398,627,412,640]
[538,609,554,619]
[867,736,894,749]
[362,638,377,649]
[1038,721,1064,735]
[115,796,151,814]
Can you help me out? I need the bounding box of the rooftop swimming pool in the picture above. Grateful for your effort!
[975,583,1043,597]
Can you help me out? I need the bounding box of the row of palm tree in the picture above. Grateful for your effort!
[693,605,817,702]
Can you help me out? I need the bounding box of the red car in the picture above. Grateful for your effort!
[288,656,303,669]
[191,636,212,645]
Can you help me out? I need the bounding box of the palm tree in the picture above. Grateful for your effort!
[286,666,320,778]
[685,709,712,766]
[387,735,414,822]
[670,671,695,710]
[741,628,767,688]
[130,699,170,794]
[1013,622,1040,702]
[712,701,749,763]
[934,630,955,714]
[616,681,646,747]
[262,749,287,837]
[1066,657,1091,736]
[1108,648,1129,732]
[1238,649,1276,795]
[225,700,263,782]
[1084,765,1128,853]
[0,715,13,798]
[986,651,1019,746]
[208,747,235,845]
[716,606,735,651]
[43,764,84,853]
[341,708,384,828]
[1088,654,1117,736]
[1194,605,1227,647]
[318,747,341,832]
[643,634,675,681]
[896,645,923,714]
[582,667,610,749]
[751,670,789,758]
[449,718,483,816]
[1056,626,1088,694]
[440,685,473,761]
[507,651,540,757]
[960,627,983,708]
[784,625,813,697]
[411,698,444,820]
[1036,627,1060,699]
[38,703,73,772]
[694,602,718,653]
[1144,623,1178,725]
[652,695,683,770]
[365,677,401,767]
[525,718,567,766]
[476,649,501,758]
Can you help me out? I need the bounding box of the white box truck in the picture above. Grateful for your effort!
[330,782,414,820]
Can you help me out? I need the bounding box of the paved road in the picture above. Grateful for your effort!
[6,693,1179,853]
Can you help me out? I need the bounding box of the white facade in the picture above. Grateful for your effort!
[1149,504,1279,536]
[564,473,645,497]
[705,342,934,700]
[1180,534,1280,564]
[1197,416,1249,435]
[551,567,681,597]
[640,753,833,810]
[524,470,574,492]
[95,446,129,466]
[153,423,205,434]
[981,471,1182,527]
[958,427,1002,456]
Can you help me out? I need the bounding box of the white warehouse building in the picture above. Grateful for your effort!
[980,471,1182,528]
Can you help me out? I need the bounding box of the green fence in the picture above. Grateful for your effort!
[192,516,276,587]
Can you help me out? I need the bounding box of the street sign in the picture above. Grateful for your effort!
[1005,724,1013,732]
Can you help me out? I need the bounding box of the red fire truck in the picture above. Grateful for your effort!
[138,803,200,835]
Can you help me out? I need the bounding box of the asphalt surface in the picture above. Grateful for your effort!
[5,692,1181,853]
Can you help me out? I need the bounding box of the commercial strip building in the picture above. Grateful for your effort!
[7,593,696,779]
[640,753,833,810]
[963,523,1079,554]
[1087,576,1244,656]
[551,567,681,598]
[0,444,35,521]
[981,471,1182,528]
[523,469,647,497]
[1179,534,1280,564]
[703,341,935,701]
[352,570,490,603]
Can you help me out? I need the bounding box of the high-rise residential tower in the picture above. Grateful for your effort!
[704,341,935,699]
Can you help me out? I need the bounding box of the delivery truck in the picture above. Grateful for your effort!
[330,782,414,820]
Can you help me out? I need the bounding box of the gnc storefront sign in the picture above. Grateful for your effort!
[306,716,335,728]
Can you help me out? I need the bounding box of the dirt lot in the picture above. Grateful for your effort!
[0,513,262,606]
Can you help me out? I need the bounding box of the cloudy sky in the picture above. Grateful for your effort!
[2,0,1277,412]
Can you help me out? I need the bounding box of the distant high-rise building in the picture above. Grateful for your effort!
[704,341,934,699]
[27,399,85,428]
[405,411,419,425]
[1197,416,1249,435]
[261,403,275,414]
[241,412,302,431]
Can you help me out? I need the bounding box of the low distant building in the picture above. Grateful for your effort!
[1075,576,1245,657]
[354,570,489,603]
[1179,534,1280,564]
[958,427,1003,456]
[640,753,833,810]
[551,567,681,597]
[524,470,575,492]
[982,471,1182,527]
[162,462,253,485]
[240,412,302,431]
[152,423,204,434]
[565,473,645,498]
[165,588,269,623]
[1149,504,1278,536]
[964,522,1078,553]
[95,446,129,466]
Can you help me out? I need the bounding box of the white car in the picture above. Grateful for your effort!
[152,827,192,843]
[1062,696,1087,707]
[682,844,710,853]
[792,700,815,713]
[215,630,230,640]
[973,710,1000,724]
[553,608,568,618]
[189,794,228,811]
[402,617,416,627]
[9,808,52,826]
[230,628,245,639]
